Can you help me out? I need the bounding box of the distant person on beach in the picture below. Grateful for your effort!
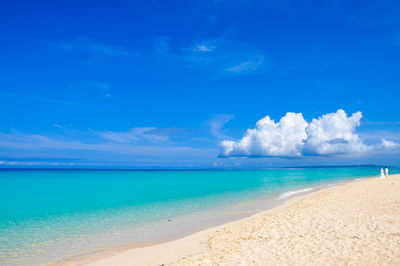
[380,168,385,179]
[385,166,389,177]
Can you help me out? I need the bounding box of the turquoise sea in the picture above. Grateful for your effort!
[0,166,397,264]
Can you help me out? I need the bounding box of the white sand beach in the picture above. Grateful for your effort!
[85,174,400,266]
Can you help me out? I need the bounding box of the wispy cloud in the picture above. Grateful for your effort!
[51,37,138,56]
[225,55,264,73]
[209,114,234,139]
[0,81,114,112]
[192,43,217,52]
[0,160,77,167]
[99,127,169,144]
[154,38,268,78]
[0,129,218,166]
[359,130,400,143]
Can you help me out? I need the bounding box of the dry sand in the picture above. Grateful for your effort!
[86,174,400,266]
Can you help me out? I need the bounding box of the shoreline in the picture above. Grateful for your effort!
[1,170,381,265]
[82,174,393,266]
[60,181,327,265]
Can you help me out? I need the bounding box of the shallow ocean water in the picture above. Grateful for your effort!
[0,167,396,264]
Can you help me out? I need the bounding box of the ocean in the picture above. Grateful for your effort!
[0,166,396,264]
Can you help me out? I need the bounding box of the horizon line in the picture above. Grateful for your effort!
[0,164,391,171]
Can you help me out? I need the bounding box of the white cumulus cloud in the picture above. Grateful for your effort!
[220,109,399,158]
[220,112,307,157]
[302,110,368,155]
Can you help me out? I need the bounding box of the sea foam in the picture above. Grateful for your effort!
[278,188,313,199]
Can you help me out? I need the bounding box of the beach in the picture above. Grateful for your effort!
[4,168,386,265]
[87,174,400,266]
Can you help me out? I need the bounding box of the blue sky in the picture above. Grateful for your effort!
[1,0,400,168]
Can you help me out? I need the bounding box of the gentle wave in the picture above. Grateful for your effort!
[278,188,313,199]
